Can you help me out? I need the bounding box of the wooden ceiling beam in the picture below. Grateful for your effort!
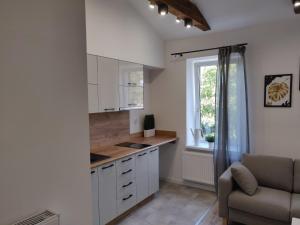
[151,0,210,31]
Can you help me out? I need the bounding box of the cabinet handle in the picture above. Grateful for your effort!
[104,108,115,111]
[150,149,158,153]
[128,103,137,106]
[128,82,137,86]
[122,169,132,175]
[122,181,133,188]
[122,194,133,201]
[91,171,95,174]
[102,164,114,170]
[138,152,147,157]
[121,157,132,163]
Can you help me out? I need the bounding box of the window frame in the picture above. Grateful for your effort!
[186,56,218,151]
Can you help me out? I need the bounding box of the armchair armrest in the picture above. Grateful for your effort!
[218,163,238,218]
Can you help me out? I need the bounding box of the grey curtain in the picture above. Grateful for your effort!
[213,46,250,192]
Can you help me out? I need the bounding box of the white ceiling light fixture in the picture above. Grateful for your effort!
[294,0,300,7]
[148,1,155,9]
[176,17,181,23]
[184,18,193,28]
[158,3,168,16]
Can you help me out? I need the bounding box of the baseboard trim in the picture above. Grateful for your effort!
[160,177,215,192]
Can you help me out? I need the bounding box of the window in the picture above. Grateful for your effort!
[186,56,218,150]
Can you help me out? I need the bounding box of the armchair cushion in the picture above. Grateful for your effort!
[231,163,258,196]
[242,154,293,192]
[228,186,291,222]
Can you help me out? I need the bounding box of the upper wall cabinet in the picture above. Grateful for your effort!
[87,54,98,84]
[87,54,99,113]
[119,61,144,110]
[87,54,144,113]
[98,57,119,112]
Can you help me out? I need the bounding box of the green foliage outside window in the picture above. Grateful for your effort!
[199,66,217,137]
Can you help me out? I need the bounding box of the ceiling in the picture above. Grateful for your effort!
[128,0,296,40]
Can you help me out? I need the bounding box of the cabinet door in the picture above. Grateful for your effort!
[119,61,143,110]
[88,84,99,113]
[87,54,98,84]
[98,162,117,225]
[91,169,100,225]
[98,57,119,112]
[136,150,149,202]
[148,148,159,194]
[119,61,143,87]
[119,86,143,110]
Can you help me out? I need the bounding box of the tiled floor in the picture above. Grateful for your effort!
[116,182,217,225]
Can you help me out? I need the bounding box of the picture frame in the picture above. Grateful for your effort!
[264,74,293,108]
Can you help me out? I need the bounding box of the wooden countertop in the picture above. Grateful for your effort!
[90,131,177,168]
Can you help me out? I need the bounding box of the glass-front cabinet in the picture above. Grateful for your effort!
[119,61,144,110]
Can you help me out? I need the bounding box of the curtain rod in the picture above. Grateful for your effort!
[170,43,248,57]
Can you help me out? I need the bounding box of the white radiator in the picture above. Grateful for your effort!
[11,210,59,225]
[182,151,214,185]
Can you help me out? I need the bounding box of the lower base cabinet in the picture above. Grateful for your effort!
[91,168,100,225]
[91,147,159,225]
[149,148,159,194]
[116,156,137,215]
[98,162,117,225]
[136,150,150,202]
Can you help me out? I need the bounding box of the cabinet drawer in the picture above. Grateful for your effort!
[117,191,137,215]
[117,179,136,199]
[117,168,135,187]
[116,156,135,176]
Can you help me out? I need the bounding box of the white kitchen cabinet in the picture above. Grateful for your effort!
[88,84,98,113]
[119,61,144,110]
[91,169,100,225]
[135,150,149,202]
[98,162,117,225]
[119,86,143,110]
[98,57,119,112]
[91,147,161,225]
[148,147,159,194]
[119,61,143,87]
[116,156,136,215]
[87,54,145,113]
[87,54,98,84]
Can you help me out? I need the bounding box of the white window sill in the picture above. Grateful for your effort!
[185,143,213,153]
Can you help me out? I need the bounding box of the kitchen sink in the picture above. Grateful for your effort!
[90,153,110,163]
[115,142,151,149]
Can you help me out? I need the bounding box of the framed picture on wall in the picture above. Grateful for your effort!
[264,74,293,107]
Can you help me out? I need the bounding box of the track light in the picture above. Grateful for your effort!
[184,18,193,28]
[149,1,155,9]
[176,18,181,23]
[294,0,300,7]
[158,3,168,16]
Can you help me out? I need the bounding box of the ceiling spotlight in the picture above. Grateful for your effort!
[175,18,181,23]
[158,3,168,16]
[294,0,300,7]
[184,18,193,28]
[149,1,155,9]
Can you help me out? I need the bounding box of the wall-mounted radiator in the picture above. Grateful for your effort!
[11,210,59,225]
[182,151,214,185]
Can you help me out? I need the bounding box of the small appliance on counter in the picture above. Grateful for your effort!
[144,114,155,137]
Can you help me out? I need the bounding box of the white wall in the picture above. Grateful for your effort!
[0,1,92,225]
[150,18,300,182]
[85,0,165,68]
